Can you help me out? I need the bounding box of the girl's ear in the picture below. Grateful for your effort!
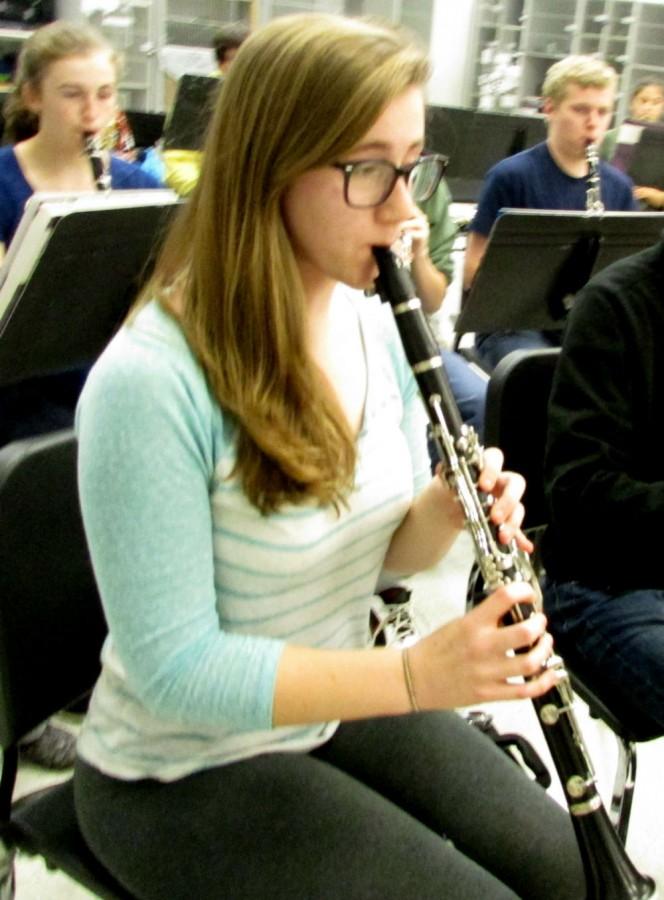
[21,80,42,115]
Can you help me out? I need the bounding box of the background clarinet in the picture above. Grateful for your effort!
[83,132,111,192]
[372,244,655,900]
[585,141,605,213]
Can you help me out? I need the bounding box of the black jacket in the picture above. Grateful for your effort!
[543,238,664,591]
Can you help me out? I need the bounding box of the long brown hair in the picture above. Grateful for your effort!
[148,14,429,514]
[3,20,118,143]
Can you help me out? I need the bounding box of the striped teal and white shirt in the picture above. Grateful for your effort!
[76,289,429,781]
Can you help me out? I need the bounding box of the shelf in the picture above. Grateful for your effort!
[523,14,577,24]
[166,13,226,26]
[521,50,567,59]
[629,63,664,73]
[0,26,34,41]
[635,20,664,30]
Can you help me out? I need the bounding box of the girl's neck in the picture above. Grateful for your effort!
[304,280,337,354]
[16,132,98,192]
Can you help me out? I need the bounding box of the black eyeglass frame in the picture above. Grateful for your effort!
[331,153,449,209]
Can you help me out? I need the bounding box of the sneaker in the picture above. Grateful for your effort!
[19,723,77,770]
[370,587,419,648]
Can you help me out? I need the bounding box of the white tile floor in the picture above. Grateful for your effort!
[10,531,664,897]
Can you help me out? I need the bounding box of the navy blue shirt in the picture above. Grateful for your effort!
[0,145,163,248]
[471,141,637,237]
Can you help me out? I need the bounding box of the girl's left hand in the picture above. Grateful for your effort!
[399,211,430,260]
[476,446,532,553]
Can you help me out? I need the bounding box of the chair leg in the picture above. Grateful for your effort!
[610,737,637,845]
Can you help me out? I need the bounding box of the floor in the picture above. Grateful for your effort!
[10,531,664,897]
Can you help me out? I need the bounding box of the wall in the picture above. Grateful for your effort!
[53,0,479,111]
[427,0,477,107]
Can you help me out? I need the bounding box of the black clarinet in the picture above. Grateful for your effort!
[585,142,604,213]
[83,132,111,192]
[372,245,655,900]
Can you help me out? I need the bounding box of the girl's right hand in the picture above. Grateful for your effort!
[406,582,558,710]
[634,185,664,209]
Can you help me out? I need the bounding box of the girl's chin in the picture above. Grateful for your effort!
[355,268,380,294]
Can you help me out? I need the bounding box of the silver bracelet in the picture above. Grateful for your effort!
[402,646,420,713]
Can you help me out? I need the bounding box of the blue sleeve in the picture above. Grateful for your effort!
[109,156,165,189]
[623,181,639,211]
[76,323,284,731]
[0,148,31,247]
[600,162,638,211]
[470,162,517,236]
[0,179,14,246]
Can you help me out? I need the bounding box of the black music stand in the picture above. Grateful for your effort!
[125,110,166,150]
[0,190,180,386]
[456,209,664,335]
[623,124,664,190]
[162,74,221,151]
[425,105,547,202]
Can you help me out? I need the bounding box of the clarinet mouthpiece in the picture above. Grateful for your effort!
[372,245,415,305]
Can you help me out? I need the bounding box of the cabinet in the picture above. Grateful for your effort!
[0,26,33,94]
[95,0,162,111]
[624,1,664,110]
[93,0,431,113]
[0,11,164,112]
[95,0,255,112]
[257,0,433,48]
[469,0,664,121]
[163,0,253,47]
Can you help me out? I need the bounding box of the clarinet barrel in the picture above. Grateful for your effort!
[372,244,655,900]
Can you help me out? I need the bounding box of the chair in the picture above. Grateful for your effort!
[483,347,639,843]
[0,429,135,899]
[124,110,166,151]
[483,347,561,535]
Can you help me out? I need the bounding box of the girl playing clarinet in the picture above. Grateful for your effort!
[73,14,584,898]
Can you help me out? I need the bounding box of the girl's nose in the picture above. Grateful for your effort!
[378,175,418,222]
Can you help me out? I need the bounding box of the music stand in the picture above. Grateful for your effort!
[425,105,547,202]
[162,74,221,151]
[456,209,664,335]
[125,110,167,150]
[0,190,180,386]
[624,124,664,190]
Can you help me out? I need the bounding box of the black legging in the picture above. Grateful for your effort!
[74,711,585,899]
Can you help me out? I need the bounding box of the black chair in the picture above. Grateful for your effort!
[0,93,6,145]
[0,429,134,898]
[124,110,166,151]
[483,347,639,843]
